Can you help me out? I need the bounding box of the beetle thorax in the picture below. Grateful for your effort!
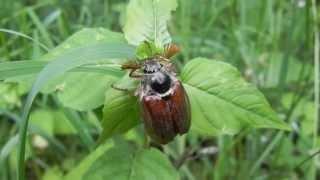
[141,60,175,96]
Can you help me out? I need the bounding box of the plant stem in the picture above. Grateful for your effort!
[249,132,284,176]
[312,0,319,178]
[17,113,28,180]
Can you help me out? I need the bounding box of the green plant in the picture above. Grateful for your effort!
[0,0,302,179]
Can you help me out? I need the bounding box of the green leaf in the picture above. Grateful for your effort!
[59,106,95,150]
[41,28,128,62]
[0,135,19,173]
[64,141,115,180]
[1,61,124,110]
[0,61,124,110]
[17,30,135,179]
[0,60,124,80]
[135,41,164,59]
[1,28,129,110]
[53,111,76,135]
[0,61,47,80]
[56,73,118,111]
[99,76,140,143]
[29,109,78,136]
[181,58,291,136]
[123,0,177,47]
[83,143,179,180]
[30,109,55,137]
[41,28,130,111]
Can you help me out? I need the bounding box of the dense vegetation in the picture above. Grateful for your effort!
[0,0,319,179]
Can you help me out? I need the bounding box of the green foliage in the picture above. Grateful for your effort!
[99,87,140,143]
[135,41,164,59]
[56,73,118,111]
[83,143,179,180]
[0,0,315,179]
[181,58,291,135]
[30,109,55,136]
[65,141,115,180]
[39,28,130,110]
[123,0,177,47]
[0,61,124,81]
[17,30,135,179]
[30,109,76,136]
[41,167,63,180]
[0,135,19,173]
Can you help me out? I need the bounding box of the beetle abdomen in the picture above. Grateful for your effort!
[140,81,191,144]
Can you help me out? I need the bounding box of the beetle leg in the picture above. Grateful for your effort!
[111,84,135,96]
[121,62,141,70]
[143,133,150,148]
[111,84,130,92]
[129,68,143,78]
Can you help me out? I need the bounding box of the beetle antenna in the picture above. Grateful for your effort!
[163,44,180,59]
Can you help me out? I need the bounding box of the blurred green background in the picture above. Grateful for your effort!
[0,0,318,179]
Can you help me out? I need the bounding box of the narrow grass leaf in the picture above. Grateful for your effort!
[0,28,49,51]
[0,60,124,80]
[0,135,19,171]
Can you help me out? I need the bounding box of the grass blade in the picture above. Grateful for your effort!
[0,109,67,156]
[0,60,125,80]
[26,8,54,48]
[0,135,19,175]
[54,95,95,151]
[0,28,49,51]
[312,0,319,178]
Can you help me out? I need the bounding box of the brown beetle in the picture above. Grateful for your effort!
[115,44,191,144]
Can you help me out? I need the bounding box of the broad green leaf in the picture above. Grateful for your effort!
[1,28,129,110]
[25,41,132,112]
[123,0,177,47]
[41,28,128,62]
[56,73,118,111]
[181,58,290,136]
[99,76,140,143]
[83,143,179,180]
[18,32,135,177]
